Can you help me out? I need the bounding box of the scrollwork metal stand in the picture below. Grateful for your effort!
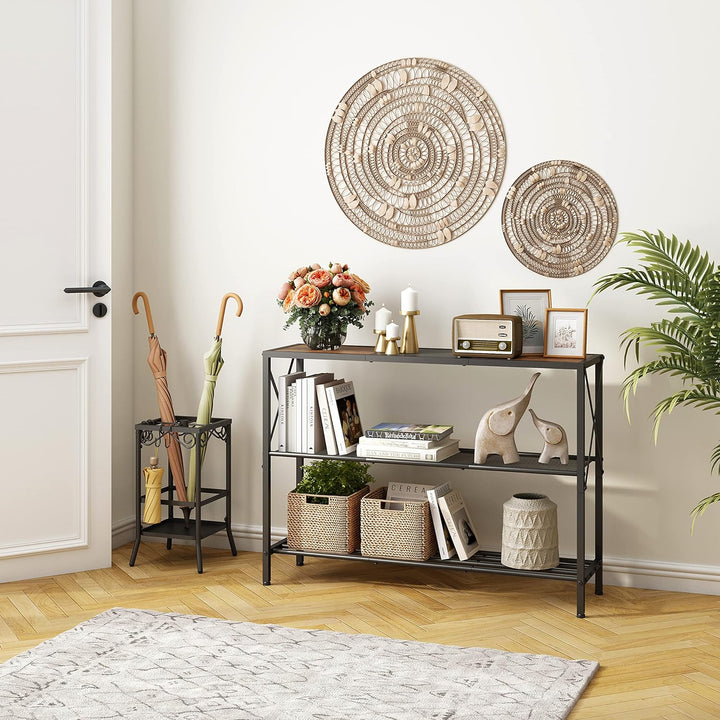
[129,416,237,573]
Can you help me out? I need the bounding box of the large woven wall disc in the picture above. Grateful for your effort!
[325,58,506,249]
[502,160,618,277]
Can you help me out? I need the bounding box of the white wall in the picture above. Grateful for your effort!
[127,0,720,593]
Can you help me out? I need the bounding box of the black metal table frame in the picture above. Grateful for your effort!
[262,345,603,618]
[130,415,237,573]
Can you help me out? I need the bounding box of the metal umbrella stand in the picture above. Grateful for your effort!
[188,293,243,503]
[132,291,191,525]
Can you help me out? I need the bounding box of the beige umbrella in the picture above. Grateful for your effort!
[133,292,190,523]
[188,293,243,502]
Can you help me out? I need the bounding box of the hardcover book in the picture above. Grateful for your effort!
[437,489,480,561]
[426,482,457,560]
[315,378,344,455]
[365,423,453,442]
[356,438,459,462]
[303,373,335,453]
[326,381,363,455]
[385,481,437,511]
[287,383,298,453]
[277,371,305,452]
[358,435,445,449]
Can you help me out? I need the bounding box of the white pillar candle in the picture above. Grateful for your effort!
[385,321,400,339]
[401,286,419,313]
[374,305,392,332]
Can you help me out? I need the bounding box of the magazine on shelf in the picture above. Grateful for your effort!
[277,371,305,452]
[385,481,437,511]
[326,381,363,455]
[358,435,446,449]
[303,373,335,453]
[437,489,480,561]
[365,423,453,442]
[356,438,459,462]
[426,482,457,560]
[315,378,344,455]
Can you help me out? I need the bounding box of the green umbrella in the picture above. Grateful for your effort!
[188,293,243,502]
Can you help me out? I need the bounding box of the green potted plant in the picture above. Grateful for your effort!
[591,230,720,528]
[287,460,373,553]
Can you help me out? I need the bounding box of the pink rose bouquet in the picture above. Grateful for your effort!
[277,262,372,349]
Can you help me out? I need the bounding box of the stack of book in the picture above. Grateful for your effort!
[384,480,480,561]
[277,371,363,456]
[357,423,460,462]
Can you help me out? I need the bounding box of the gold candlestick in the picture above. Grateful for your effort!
[385,329,400,355]
[400,310,420,354]
[373,328,387,354]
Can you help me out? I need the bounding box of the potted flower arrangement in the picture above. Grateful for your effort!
[287,460,373,554]
[277,262,372,350]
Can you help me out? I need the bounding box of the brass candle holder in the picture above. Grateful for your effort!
[385,328,400,355]
[400,310,420,354]
[373,328,387,354]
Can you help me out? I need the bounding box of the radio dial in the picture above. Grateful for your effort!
[461,340,471,350]
[498,341,508,351]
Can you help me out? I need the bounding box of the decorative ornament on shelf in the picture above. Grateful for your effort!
[474,372,540,464]
[325,57,506,249]
[502,159,618,277]
[400,285,420,354]
[374,305,392,353]
[501,493,559,570]
[529,409,569,465]
[278,263,372,350]
[385,321,400,355]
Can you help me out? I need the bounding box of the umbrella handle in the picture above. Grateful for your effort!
[215,292,243,337]
[132,291,156,336]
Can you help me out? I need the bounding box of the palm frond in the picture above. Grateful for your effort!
[618,317,702,367]
[651,388,720,442]
[691,492,720,534]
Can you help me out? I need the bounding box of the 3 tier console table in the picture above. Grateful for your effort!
[262,345,603,618]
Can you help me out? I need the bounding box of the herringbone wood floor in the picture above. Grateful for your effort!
[1,543,719,718]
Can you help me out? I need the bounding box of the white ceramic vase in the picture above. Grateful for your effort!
[501,493,559,570]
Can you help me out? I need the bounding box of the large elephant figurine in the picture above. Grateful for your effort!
[474,372,540,464]
[529,409,569,464]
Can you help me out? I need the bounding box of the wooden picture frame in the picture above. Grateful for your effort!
[499,289,552,355]
[543,308,588,359]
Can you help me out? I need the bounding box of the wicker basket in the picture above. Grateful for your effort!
[287,486,369,554]
[360,487,438,561]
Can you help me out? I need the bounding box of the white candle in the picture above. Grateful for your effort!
[401,286,419,313]
[385,321,400,340]
[375,305,392,332]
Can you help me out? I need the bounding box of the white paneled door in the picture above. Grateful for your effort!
[0,0,112,582]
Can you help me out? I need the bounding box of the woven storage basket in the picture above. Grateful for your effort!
[360,487,438,561]
[287,486,369,554]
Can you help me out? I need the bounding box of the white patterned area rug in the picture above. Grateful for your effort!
[0,607,597,720]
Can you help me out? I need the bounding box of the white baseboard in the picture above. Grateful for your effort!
[112,517,720,595]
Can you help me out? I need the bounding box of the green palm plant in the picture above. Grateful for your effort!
[591,230,720,529]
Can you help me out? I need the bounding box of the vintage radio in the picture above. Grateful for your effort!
[451,314,523,358]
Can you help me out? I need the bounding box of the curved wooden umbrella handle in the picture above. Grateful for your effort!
[215,292,243,337]
[132,291,156,336]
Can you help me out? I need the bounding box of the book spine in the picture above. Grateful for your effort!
[365,430,451,441]
[278,378,287,452]
[426,486,452,560]
[356,441,458,462]
[317,385,338,455]
[358,436,439,449]
[287,384,297,453]
[296,379,304,453]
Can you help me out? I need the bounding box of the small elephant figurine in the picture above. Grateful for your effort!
[529,409,569,464]
[474,372,540,464]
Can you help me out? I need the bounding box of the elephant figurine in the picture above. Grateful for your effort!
[529,409,569,464]
[474,372,540,464]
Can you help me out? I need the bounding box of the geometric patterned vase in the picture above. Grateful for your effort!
[501,493,559,570]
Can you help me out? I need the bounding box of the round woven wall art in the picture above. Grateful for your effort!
[501,160,618,277]
[325,58,506,249]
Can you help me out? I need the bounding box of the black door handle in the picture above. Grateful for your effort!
[63,280,111,297]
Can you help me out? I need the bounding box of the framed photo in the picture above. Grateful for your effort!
[544,308,588,359]
[499,289,552,355]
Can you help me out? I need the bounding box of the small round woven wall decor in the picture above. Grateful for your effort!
[325,58,506,249]
[501,160,618,277]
